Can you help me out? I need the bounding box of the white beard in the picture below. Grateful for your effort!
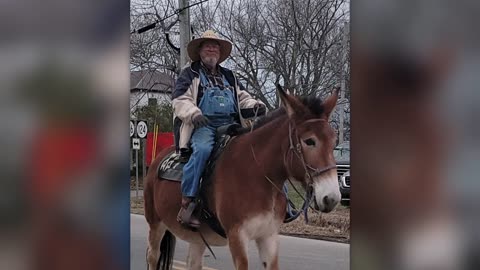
[202,56,219,68]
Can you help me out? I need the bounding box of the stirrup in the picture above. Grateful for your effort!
[177,202,201,229]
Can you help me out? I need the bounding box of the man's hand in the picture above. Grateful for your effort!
[253,103,266,116]
[192,114,209,128]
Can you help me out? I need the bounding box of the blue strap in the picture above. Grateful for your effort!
[199,70,210,88]
[221,73,230,87]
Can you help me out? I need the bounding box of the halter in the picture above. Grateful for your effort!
[251,117,337,223]
[286,119,337,183]
[279,119,337,223]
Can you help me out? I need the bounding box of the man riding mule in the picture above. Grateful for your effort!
[172,30,267,228]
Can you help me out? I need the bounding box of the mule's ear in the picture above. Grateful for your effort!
[321,87,340,119]
[277,84,300,118]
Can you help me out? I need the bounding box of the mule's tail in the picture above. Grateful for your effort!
[157,230,176,270]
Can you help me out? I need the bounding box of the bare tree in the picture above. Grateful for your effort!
[130,0,179,75]
[131,0,350,140]
[191,0,349,109]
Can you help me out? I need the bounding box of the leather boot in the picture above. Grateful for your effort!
[177,197,201,229]
[284,208,299,222]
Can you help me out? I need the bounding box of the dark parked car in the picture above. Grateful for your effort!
[334,141,350,206]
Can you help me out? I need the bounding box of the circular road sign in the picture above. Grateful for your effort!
[136,121,148,138]
[130,121,135,137]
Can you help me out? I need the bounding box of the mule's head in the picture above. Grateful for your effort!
[278,85,340,213]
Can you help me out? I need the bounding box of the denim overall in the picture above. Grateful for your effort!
[181,70,237,197]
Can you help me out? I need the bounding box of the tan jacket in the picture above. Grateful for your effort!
[172,61,264,149]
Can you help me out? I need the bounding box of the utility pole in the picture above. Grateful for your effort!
[338,20,349,144]
[179,0,191,68]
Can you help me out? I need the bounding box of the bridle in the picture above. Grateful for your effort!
[251,117,337,223]
[286,119,337,184]
[281,118,337,223]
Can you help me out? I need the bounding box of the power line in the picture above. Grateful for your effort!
[130,0,210,35]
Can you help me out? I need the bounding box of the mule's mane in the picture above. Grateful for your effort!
[237,95,325,135]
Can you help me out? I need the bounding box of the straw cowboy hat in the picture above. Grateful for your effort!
[187,30,232,64]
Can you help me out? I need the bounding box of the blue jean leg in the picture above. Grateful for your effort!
[283,184,295,215]
[181,126,216,197]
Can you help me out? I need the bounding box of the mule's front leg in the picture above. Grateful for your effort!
[255,234,280,270]
[186,243,206,270]
[228,232,249,270]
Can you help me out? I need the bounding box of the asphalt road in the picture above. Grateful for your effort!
[131,214,349,270]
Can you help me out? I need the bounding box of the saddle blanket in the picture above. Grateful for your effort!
[156,130,235,182]
[157,152,185,182]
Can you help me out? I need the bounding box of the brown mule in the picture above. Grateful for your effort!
[144,86,340,270]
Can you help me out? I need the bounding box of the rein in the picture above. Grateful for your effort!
[250,145,313,223]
